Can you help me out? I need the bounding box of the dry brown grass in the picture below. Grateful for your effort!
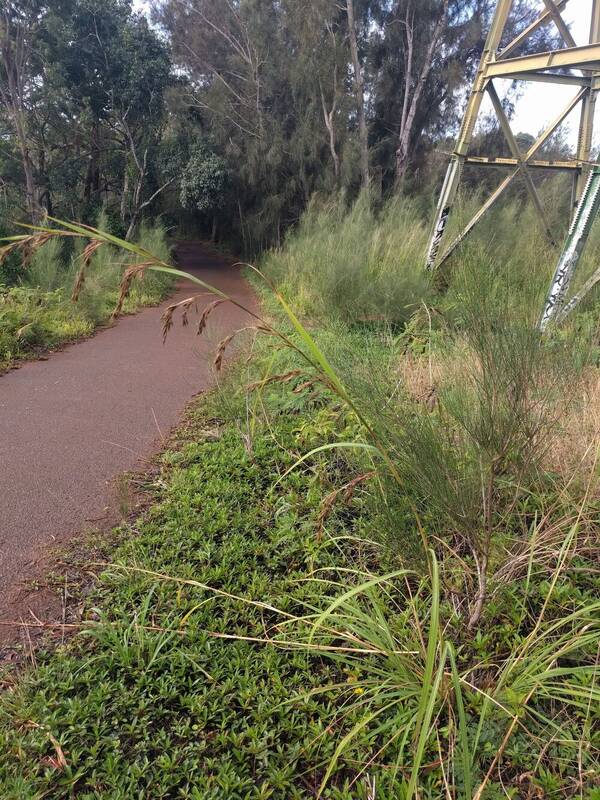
[398,349,600,489]
[397,339,472,410]
[546,366,600,482]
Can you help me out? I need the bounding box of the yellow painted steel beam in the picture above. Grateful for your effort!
[424,0,515,268]
[503,72,589,86]
[438,173,519,267]
[465,156,581,170]
[487,81,557,244]
[541,0,577,48]
[436,88,586,267]
[499,0,571,58]
[455,0,516,158]
[485,42,600,78]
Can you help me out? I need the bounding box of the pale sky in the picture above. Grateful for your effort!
[133,0,597,152]
[500,0,595,149]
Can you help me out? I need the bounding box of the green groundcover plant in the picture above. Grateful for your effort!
[0,210,598,798]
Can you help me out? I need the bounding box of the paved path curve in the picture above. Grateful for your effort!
[0,242,254,636]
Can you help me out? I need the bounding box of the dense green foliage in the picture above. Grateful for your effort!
[2,0,558,250]
[0,0,178,236]
[180,143,229,216]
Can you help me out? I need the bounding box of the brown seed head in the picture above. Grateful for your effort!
[246,369,303,392]
[112,261,152,319]
[198,299,226,336]
[82,239,103,266]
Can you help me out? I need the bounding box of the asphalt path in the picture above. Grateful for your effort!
[0,242,255,634]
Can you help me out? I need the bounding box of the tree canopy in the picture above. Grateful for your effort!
[1,0,558,247]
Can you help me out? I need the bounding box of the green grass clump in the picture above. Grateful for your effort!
[263,194,431,324]
[0,219,174,370]
[0,285,94,365]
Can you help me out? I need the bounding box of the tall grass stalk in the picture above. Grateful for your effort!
[263,194,431,323]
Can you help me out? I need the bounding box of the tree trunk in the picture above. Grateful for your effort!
[394,0,448,190]
[37,147,51,215]
[125,213,138,242]
[84,121,100,204]
[320,82,340,185]
[346,0,369,192]
[0,13,41,222]
[120,164,129,224]
[120,116,148,240]
[15,124,39,220]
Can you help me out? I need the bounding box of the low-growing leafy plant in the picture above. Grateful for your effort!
[1,214,597,799]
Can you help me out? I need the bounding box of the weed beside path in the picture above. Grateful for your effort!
[0,374,371,798]
[0,222,174,373]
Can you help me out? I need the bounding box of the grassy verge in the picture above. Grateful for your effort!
[0,201,598,799]
[0,334,378,798]
[0,298,598,798]
[0,221,174,372]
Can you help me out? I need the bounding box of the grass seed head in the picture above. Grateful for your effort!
[71,264,86,303]
[82,238,103,266]
[160,294,221,343]
[214,332,236,371]
[113,261,152,319]
[214,326,265,371]
[198,299,227,336]
[246,369,304,392]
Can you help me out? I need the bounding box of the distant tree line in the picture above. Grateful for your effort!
[1,0,558,249]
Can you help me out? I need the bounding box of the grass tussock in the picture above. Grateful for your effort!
[263,194,431,324]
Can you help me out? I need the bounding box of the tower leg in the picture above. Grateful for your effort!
[540,167,600,330]
[573,0,600,208]
[424,0,515,269]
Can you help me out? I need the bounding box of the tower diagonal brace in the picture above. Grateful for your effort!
[486,81,557,246]
[436,88,586,268]
[425,0,600,273]
[424,0,516,269]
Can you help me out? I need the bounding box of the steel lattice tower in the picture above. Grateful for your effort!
[425,0,600,325]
